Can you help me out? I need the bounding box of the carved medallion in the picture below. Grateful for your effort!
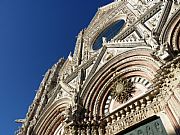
[110,78,135,103]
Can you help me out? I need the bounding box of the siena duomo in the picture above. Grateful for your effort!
[16,0,180,135]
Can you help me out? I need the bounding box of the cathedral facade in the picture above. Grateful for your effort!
[16,0,180,134]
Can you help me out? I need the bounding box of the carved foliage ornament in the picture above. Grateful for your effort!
[110,77,135,103]
[154,60,180,93]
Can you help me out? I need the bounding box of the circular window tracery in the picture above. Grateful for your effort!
[92,19,125,50]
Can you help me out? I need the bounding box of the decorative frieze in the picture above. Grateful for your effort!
[104,92,164,135]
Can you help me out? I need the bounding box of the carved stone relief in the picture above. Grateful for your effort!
[152,42,172,62]
[110,77,135,103]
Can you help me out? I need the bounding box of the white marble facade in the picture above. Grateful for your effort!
[16,0,180,135]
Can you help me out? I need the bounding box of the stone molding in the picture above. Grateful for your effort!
[103,56,180,135]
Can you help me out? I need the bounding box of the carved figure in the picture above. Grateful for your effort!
[102,37,107,43]
[152,42,171,61]
[143,30,159,50]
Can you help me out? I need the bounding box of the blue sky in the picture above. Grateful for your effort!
[0,0,112,134]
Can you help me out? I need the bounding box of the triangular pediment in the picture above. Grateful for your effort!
[83,0,165,52]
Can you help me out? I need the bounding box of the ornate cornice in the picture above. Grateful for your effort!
[104,97,163,135]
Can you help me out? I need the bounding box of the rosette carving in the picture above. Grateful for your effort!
[110,78,135,103]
